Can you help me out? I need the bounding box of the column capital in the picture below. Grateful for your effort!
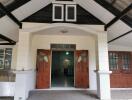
[94,70,112,74]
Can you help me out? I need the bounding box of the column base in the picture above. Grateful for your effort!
[95,70,112,100]
[14,70,36,100]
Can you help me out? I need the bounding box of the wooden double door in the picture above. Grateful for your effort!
[36,49,89,89]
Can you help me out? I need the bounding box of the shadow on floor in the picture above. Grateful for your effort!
[0,97,14,100]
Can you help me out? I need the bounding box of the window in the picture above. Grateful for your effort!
[109,52,118,70]
[109,52,132,72]
[120,52,131,71]
[52,4,64,21]
[0,49,4,69]
[66,5,76,22]
[0,48,12,70]
[52,3,76,22]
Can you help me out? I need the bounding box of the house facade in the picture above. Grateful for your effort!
[0,0,131,100]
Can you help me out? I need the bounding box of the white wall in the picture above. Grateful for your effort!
[11,44,18,70]
[14,71,36,100]
[31,34,97,90]
[108,44,132,51]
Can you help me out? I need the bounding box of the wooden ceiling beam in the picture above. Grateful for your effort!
[105,3,132,30]
[108,30,132,43]
[0,3,22,28]
[0,34,16,45]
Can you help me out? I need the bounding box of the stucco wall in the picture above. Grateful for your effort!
[108,44,132,51]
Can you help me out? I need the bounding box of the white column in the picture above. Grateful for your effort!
[14,30,36,100]
[16,31,32,70]
[96,33,112,100]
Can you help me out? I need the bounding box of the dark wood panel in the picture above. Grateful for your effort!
[75,50,89,88]
[36,49,51,89]
[23,4,104,25]
[109,51,132,88]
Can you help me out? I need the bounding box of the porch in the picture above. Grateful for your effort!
[27,90,132,100]
[1,90,132,100]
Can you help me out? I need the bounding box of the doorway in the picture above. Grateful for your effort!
[51,51,74,87]
[36,49,89,89]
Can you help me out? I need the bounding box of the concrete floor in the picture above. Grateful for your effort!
[1,90,132,100]
[28,90,98,100]
[28,90,132,100]
[111,90,132,100]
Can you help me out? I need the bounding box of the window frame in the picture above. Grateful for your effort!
[0,48,12,70]
[109,51,132,73]
[52,4,64,21]
[65,4,77,22]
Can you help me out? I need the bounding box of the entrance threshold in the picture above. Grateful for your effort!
[33,87,89,91]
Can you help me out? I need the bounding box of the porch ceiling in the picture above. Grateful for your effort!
[0,0,131,47]
[33,26,97,37]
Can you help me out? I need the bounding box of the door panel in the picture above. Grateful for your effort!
[36,49,51,89]
[109,51,132,88]
[75,50,89,88]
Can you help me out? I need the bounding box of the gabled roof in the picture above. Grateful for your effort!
[94,0,132,28]
[23,4,104,25]
[0,0,30,18]
[0,0,131,47]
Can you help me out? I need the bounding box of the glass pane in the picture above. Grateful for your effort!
[68,7,75,19]
[121,53,130,70]
[0,49,4,69]
[4,48,12,70]
[55,6,62,19]
[109,52,118,70]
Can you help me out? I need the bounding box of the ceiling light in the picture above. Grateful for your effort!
[60,29,68,34]
[66,51,69,55]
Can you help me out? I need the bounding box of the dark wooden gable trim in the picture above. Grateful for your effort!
[0,3,22,28]
[108,30,132,43]
[23,4,104,25]
[94,0,132,28]
[0,34,16,45]
[105,4,132,30]
[0,0,31,18]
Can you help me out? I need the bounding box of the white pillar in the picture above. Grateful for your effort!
[96,33,112,100]
[14,30,36,100]
[16,31,32,70]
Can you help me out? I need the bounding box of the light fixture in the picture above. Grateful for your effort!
[60,29,68,34]
[66,51,69,55]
